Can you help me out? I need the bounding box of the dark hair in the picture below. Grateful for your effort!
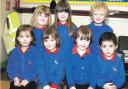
[15,24,36,46]
[74,25,92,44]
[99,32,117,46]
[54,1,75,37]
[43,26,60,48]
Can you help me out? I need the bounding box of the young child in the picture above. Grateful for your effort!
[38,26,65,89]
[54,0,77,53]
[7,24,39,89]
[88,2,113,53]
[96,32,125,89]
[65,25,97,89]
[31,5,51,48]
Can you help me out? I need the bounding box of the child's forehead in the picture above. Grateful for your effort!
[102,40,115,44]
[93,8,105,12]
[19,30,30,35]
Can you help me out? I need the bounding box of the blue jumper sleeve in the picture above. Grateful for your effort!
[114,59,125,88]
[7,50,17,80]
[65,55,75,88]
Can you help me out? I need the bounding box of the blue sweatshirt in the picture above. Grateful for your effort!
[38,47,65,86]
[96,53,125,88]
[33,27,44,48]
[65,49,97,88]
[88,22,113,53]
[7,45,41,82]
[57,24,77,53]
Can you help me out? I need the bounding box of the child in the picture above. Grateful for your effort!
[7,24,39,89]
[66,25,97,89]
[54,0,77,53]
[31,5,51,48]
[38,26,65,89]
[96,32,125,89]
[88,2,113,53]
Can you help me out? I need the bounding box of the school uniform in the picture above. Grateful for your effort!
[38,47,65,89]
[7,45,40,89]
[96,52,125,89]
[33,27,44,48]
[88,22,113,53]
[65,46,97,89]
[57,22,77,53]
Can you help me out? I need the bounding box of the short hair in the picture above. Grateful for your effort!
[31,5,51,27]
[15,24,36,46]
[90,2,109,18]
[74,25,92,44]
[99,32,117,46]
[43,26,60,48]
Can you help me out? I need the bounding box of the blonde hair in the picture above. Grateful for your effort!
[90,2,109,18]
[54,1,74,37]
[31,5,51,27]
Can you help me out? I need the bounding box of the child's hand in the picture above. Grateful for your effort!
[88,87,94,89]
[20,79,29,86]
[43,85,51,89]
[103,83,113,89]
[51,88,57,89]
[70,86,76,89]
[108,84,117,89]
[14,77,21,86]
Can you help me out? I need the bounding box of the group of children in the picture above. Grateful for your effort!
[7,1,125,89]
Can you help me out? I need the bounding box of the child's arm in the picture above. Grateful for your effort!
[65,55,75,88]
[7,50,17,80]
[113,58,125,88]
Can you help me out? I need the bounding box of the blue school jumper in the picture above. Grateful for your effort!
[57,23,77,53]
[96,53,125,88]
[88,22,113,53]
[33,27,44,48]
[7,45,41,82]
[38,47,65,87]
[65,48,97,88]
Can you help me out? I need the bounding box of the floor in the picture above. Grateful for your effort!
[1,68,128,89]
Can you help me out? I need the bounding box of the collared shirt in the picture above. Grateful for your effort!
[101,52,116,62]
[72,45,91,59]
[45,48,59,54]
[57,21,70,26]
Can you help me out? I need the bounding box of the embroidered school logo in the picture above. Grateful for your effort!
[54,59,58,64]
[28,60,31,64]
[113,67,117,72]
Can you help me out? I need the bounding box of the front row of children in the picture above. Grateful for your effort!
[7,24,125,89]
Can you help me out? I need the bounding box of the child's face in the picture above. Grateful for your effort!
[76,35,90,51]
[57,11,69,23]
[43,35,57,51]
[92,8,106,24]
[100,40,117,58]
[37,13,49,26]
[17,31,32,47]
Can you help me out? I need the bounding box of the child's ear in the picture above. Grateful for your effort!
[115,45,118,50]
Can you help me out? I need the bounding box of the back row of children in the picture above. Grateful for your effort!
[7,1,125,89]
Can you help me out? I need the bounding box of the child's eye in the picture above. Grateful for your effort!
[26,36,31,38]
[110,45,114,47]
[94,13,98,15]
[103,45,106,48]
[19,36,23,38]
[100,14,104,16]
